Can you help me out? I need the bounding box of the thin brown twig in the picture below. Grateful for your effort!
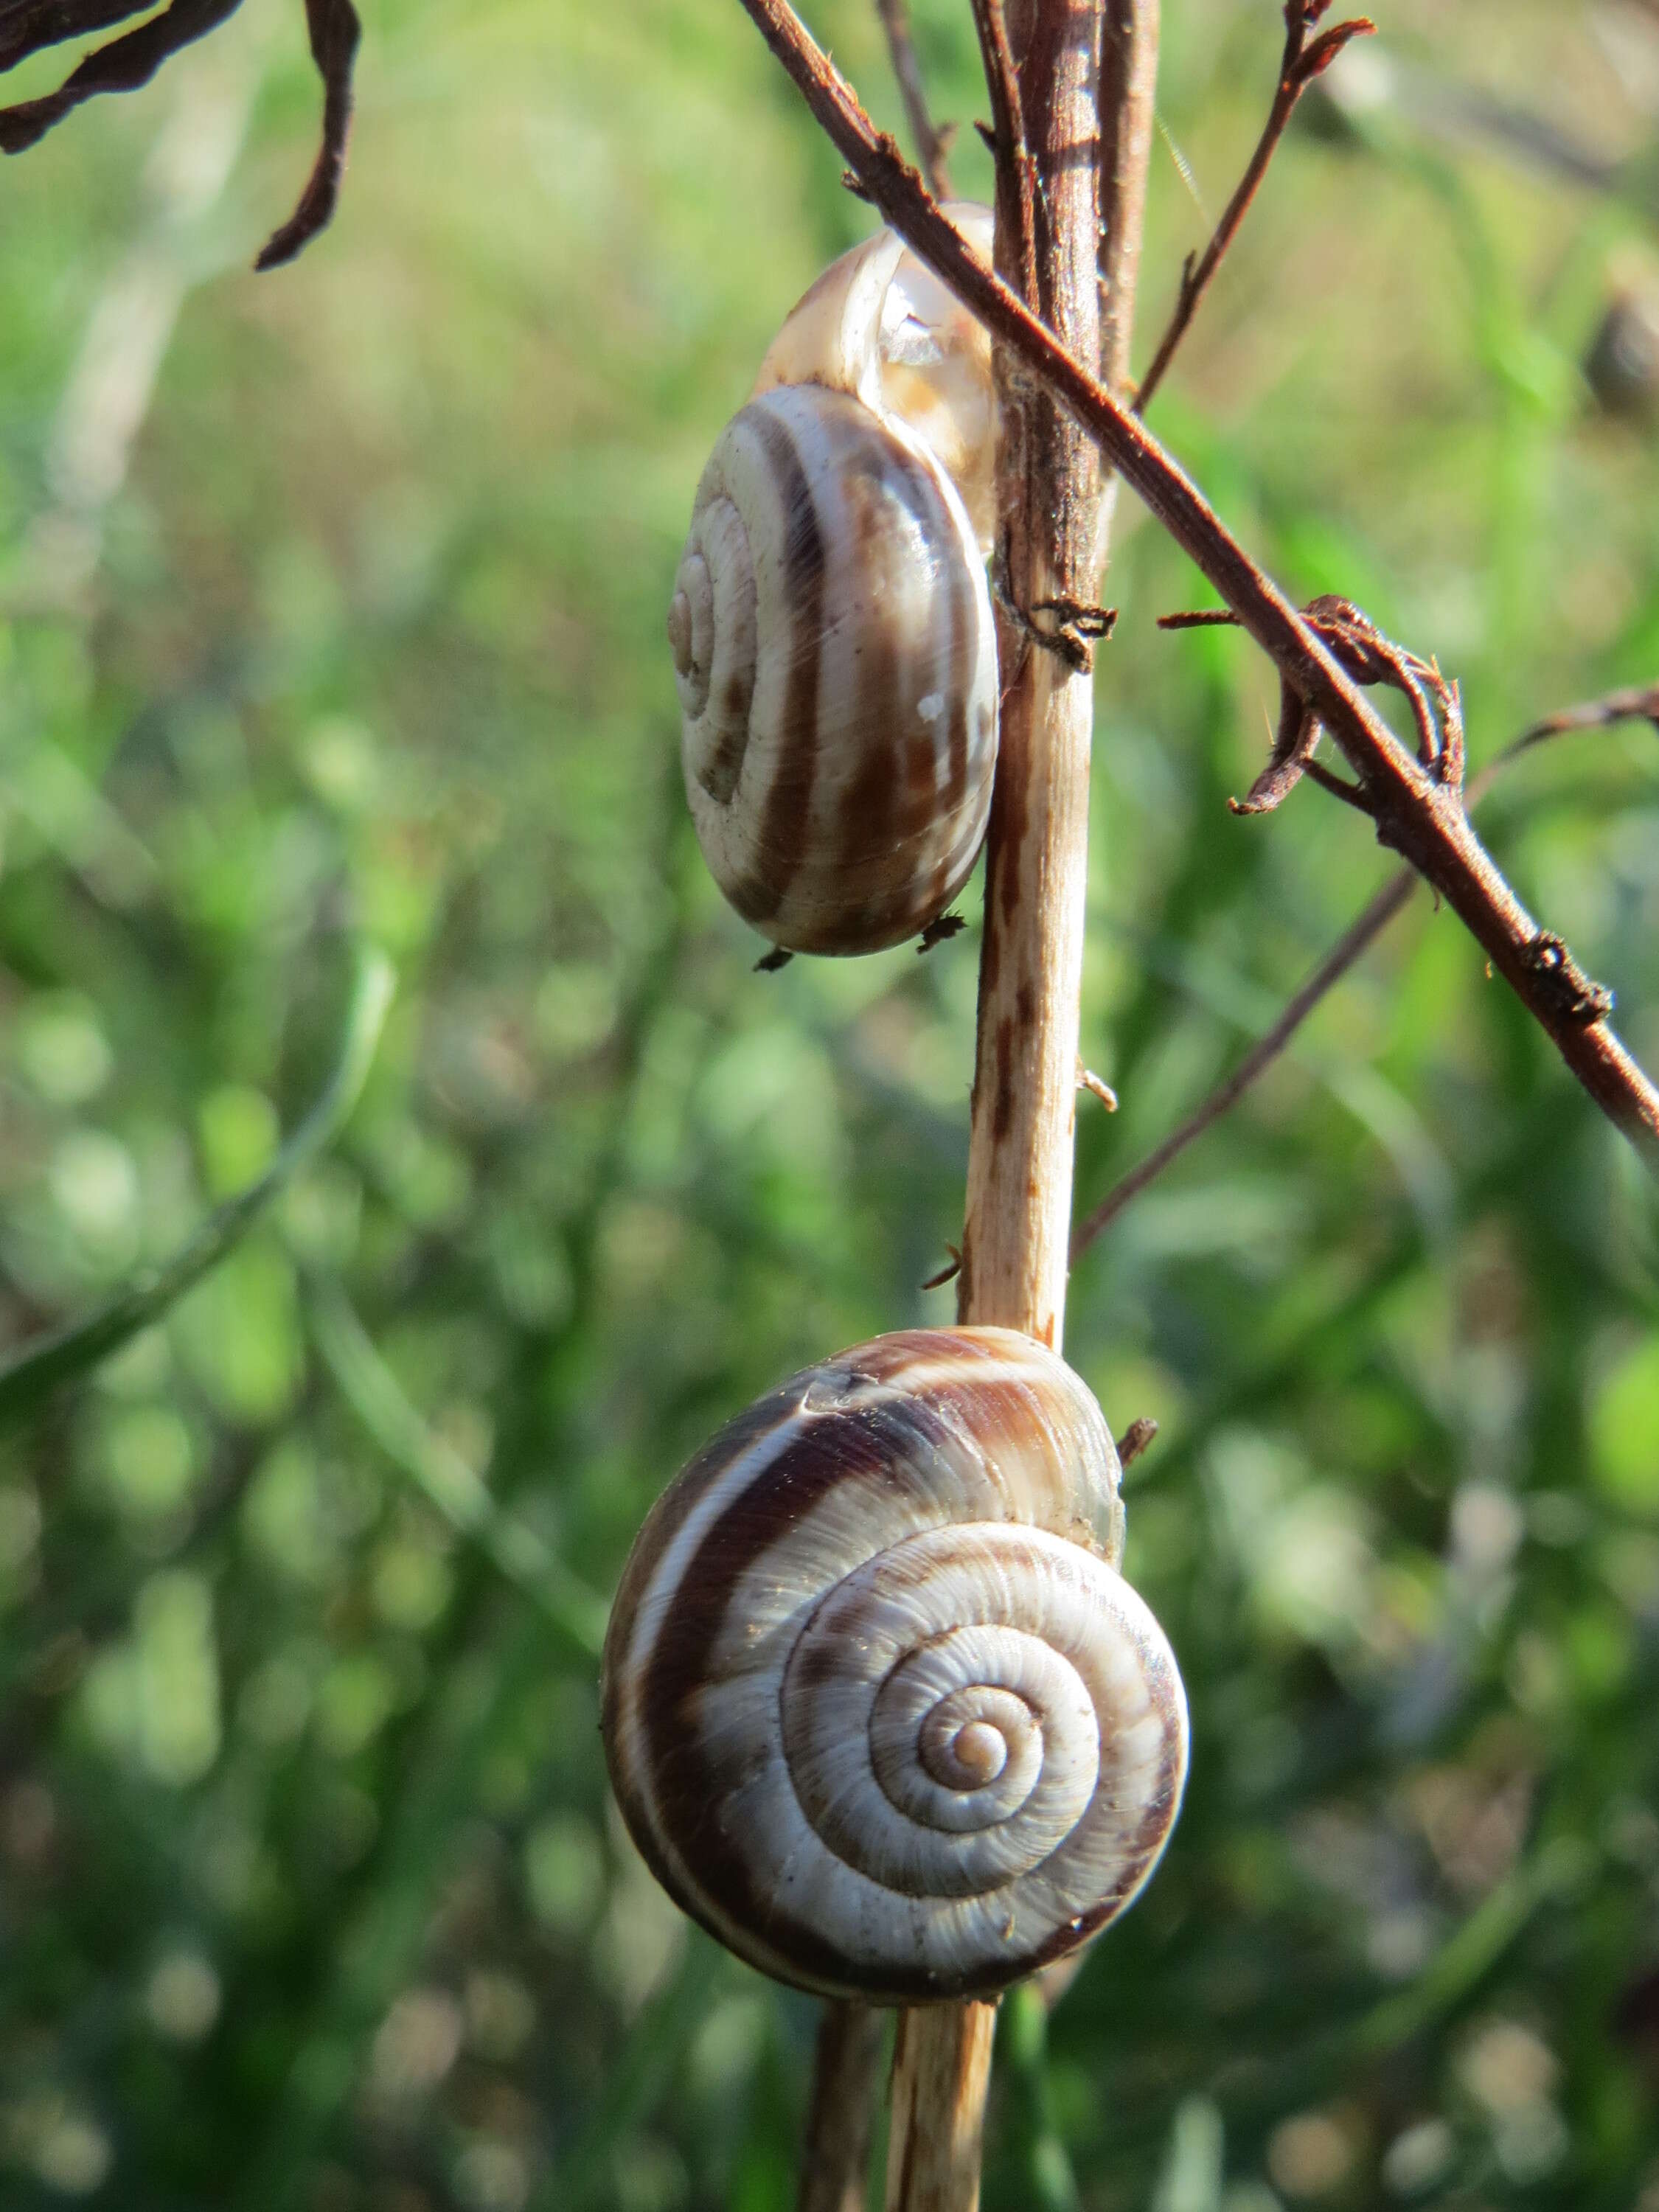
[967,0,1037,304]
[1489,684,1659,784]
[1099,0,1161,395]
[731,0,1659,1166]
[1070,872,1415,1262]
[0,0,245,150]
[874,0,953,199]
[1070,680,1659,1263]
[0,0,155,74]
[0,0,359,269]
[1165,597,1461,813]
[1133,0,1375,417]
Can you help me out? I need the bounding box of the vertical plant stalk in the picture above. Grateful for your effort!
[886,2002,999,2212]
[886,6,1160,2210]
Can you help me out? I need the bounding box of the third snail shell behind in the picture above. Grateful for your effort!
[667,209,1001,958]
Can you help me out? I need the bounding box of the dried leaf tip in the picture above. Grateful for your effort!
[0,0,362,273]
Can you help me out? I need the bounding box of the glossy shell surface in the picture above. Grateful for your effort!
[668,384,997,956]
[602,1328,1189,2003]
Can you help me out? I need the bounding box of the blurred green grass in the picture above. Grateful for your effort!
[1,1,1658,2208]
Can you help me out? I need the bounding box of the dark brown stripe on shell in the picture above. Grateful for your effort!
[698,660,757,802]
[741,401,827,923]
[633,1400,905,1991]
[830,425,913,913]
[599,1386,796,1723]
[924,486,982,928]
[842,430,968,947]
[621,1335,1056,1996]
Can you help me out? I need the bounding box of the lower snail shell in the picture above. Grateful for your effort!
[669,383,998,956]
[601,1327,1189,2003]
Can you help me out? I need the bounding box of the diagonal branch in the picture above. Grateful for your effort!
[731,0,1659,1167]
[1165,597,1462,814]
[1133,0,1375,417]
[874,0,953,199]
[1071,873,1414,1260]
[1071,681,1659,1262]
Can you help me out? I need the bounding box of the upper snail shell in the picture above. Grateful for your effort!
[669,212,999,958]
[602,1327,1188,2003]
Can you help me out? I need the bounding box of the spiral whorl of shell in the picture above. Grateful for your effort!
[601,1329,1189,2003]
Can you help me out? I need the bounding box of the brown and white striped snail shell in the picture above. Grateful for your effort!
[601,1327,1189,2003]
[667,209,1000,958]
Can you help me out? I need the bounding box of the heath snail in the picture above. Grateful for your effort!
[601,1326,1188,2003]
[667,209,1001,959]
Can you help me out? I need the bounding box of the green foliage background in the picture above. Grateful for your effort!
[2,1,1658,2207]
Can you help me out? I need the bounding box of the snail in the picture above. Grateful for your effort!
[601,1326,1188,2003]
[667,208,1001,958]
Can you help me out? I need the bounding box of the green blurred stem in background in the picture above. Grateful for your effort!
[305,1273,609,1658]
[0,944,394,1433]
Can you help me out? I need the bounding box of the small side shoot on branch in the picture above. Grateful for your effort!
[1134,0,1377,417]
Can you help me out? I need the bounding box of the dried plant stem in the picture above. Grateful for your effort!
[874,0,953,198]
[968,0,1037,302]
[881,5,1160,2211]
[886,2003,1000,2212]
[1099,0,1161,398]
[1133,0,1374,417]
[733,0,1659,1167]
[1499,684,1659,769]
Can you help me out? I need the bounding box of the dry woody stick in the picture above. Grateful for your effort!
[883,6,1161,2210]
[1134,0,1375,417]
[874,0,955,198]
